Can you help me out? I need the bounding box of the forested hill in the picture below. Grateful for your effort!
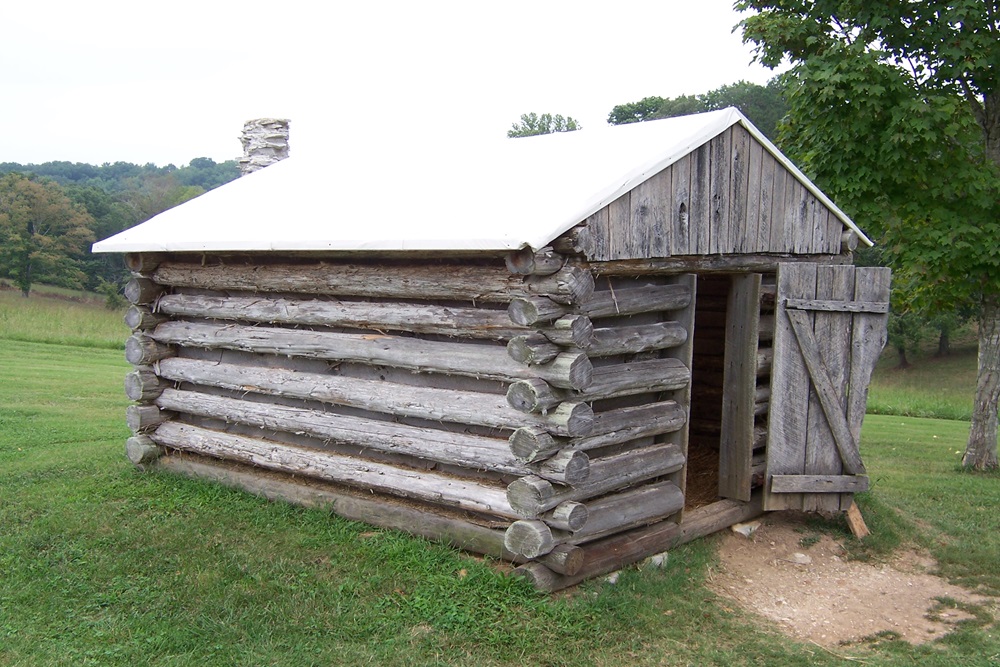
[0,157,239,299]
[0,157,239,192]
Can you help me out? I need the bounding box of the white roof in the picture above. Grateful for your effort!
[93,108,869,254]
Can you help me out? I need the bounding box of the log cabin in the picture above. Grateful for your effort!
[94,108,890,591]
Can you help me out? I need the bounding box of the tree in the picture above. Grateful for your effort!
[507,113,581,138]
[738,0,1000,470]
[607,79,788,136]
[0,174,95,297]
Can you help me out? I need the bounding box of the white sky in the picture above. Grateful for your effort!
[2,0,777,167]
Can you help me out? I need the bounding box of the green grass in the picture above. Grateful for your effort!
[868,344,978,421]
[0,285,128,350]
[1,291,998,665]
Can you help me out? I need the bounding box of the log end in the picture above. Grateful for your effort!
[125,435,162,467]
[504,520,556,558]
[506,475,555,517]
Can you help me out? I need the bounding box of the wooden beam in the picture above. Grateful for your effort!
[770,474,869,494]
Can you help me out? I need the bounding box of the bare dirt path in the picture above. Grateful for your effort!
[707,513,993,647]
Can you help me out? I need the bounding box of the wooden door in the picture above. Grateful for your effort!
[764,263,890,512]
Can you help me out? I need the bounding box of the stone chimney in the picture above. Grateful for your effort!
[239,118,290,175]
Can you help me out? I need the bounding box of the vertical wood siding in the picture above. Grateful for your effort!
[584,125,845,261]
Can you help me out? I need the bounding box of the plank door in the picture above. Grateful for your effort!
[764,263,890,512]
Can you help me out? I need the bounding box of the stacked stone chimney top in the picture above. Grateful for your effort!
[239,118,290,175]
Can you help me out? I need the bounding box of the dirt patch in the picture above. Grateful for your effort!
[707,513,992,647]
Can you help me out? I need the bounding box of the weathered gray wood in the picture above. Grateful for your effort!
[583,252,851,277]
[155,293,529,341]
[541,315,595,348]
[729,124,751,252]
[765,263,816,511]
[574,401,686,451]
[568,480,684,545]
[804,265,852,512]
[550,225,594,256]
[150,321,593,390]
[126,404,171,433]
[582,358,690,401]
[506,379,563,414]
[532,449,589,485]
[152,261,595,305]
[125,253,165,274]
[689,143,711,254]
[709,128,732,253]
[124,277,165,305]
[153,388,531,476]
[155,357,594,436]
[124,305,167,331]
[769,160,789,252]
[506,246,565,276]
[841,230,859,253]
[587,322,687,357]
[507,333,562,365]
[745,133,764,253]
[125,335,174,366]
[152,421,521,519]
[504,520,566,558]
[671,151,692,255]
[719,274,761,502]
[846,268,891,508]
[125,435,162,466]
[785,298,889,314]
[507,284,692,325]
[786,309,866,475]
[509,426,562,462]
[155,452,521,561]
[124,368,167,401]
[771,474,870,494]
[506,443,686,517]
[756,148,775,252]
[676,494,764,546]
[543,501,589,532]
[661,274,696,510]
[513,519,682,592]
[537,544,585,576]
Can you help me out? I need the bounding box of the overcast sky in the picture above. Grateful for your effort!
[3,1,779,167]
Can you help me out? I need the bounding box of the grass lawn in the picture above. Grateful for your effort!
[1,289,997,666]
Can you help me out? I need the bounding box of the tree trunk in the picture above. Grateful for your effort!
[964,293,1000,470]
[936,328,950,357]
[895,344,910,369]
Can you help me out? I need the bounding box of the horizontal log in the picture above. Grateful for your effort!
[531,449,589,485]
[124,305,168,331]
[152,261,594,305]
[124,277,165,305]
[154,388,531,476]
[519,494,766,592]
[574,401,686,451]
[542,501,589,532]
[151,321,593,390]
[582,358,691,401]
[507,333,562,365]
[126,404,172,433]
[155,452,521,561]
[770,474,870,494]
[152,421,521,519]
[509,426,562,463]
[550,226,593,255]
[568,481,684,545]
[842,230,859,253]
[125,335,174,366]
[536,544,585,576]
[154,357,594,437]
[125,252,165,274]
[587,322,688,357]
[506,443,686,517]
[507,284,692,326]
[584,253,851,276]
[513,520,681,592]
[155,294,529,341]
[124,368,168,401]
[504,520,566,558]
[506,379,564,414]
[125,435,162,466]
[505,246,565,276]
[540,315,595,348]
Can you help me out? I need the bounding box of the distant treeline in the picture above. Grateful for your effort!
[0,158,239,300]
